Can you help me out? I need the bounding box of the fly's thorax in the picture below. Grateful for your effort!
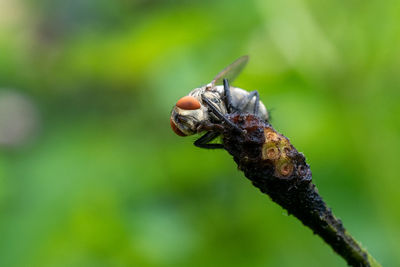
[188,86,206,99]
[201,90,227,118]
[195,85,268,121]
[189,86,228,120]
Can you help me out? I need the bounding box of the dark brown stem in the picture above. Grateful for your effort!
[220,113,381,267]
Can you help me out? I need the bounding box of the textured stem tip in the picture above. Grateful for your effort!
[218,113,381,267]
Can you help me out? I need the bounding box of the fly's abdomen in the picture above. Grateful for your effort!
[230,87,269,121]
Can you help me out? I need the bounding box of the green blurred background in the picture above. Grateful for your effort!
[0,0,399,266]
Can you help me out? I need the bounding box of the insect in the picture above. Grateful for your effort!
[170,56,269,149]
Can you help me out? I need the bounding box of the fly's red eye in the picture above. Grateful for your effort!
[170,118,186,136]
[176,96,201,110]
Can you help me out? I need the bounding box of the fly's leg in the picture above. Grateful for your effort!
[223,78,234,113]
[196,121,225,133]
[237,90,260,115]
[194,131,224,149]
[201,96,244,133]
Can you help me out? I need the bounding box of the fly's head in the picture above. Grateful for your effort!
[170,95,209,136]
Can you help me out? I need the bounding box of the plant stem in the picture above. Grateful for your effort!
[218,113,381,267]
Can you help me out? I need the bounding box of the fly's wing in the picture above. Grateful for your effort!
[212,55,249,86]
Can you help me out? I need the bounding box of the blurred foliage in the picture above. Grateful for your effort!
[0,0,399,266]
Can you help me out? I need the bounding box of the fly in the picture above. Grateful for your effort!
[170,56,269,149]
